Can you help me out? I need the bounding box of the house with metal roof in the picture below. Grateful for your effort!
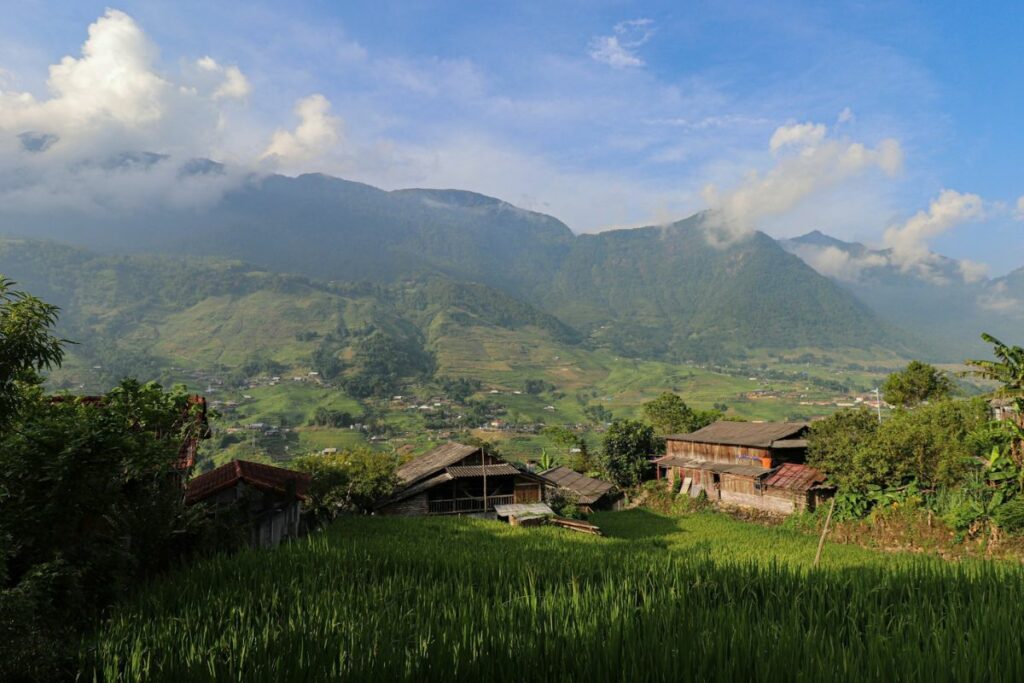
[540,466,623,513]
[186,460,311,547]
[376,442,551,516]
[653,421,828,514]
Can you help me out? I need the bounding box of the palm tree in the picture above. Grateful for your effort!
[964,333,1024,397]
[965,333,1024,461]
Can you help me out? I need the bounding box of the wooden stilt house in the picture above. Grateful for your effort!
[376,442,550,516]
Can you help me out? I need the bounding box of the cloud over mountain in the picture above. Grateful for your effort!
[700,119,903,246]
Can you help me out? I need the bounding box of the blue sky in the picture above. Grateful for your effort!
[1,0,1022,275]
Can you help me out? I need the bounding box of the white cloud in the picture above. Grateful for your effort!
[0,9,168,134]
[788,244,888,282]
[261,94,342,165]
[196,56,251,100]
[1016,195,1024,220]
[882,189,983,275]
[958,259,989,284]
[588,19,654,69]
[769,122,826,151]
[701,121,903,245]
[979,282,1023,314]
[837,107,855,124]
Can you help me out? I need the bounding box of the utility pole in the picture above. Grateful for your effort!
[874,387,883,423]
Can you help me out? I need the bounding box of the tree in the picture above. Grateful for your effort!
[642,392,721,435]
[294,448,399,522]
[0,276,64,429]
[600,419,660,487]
[1,380,210,679]
[808,400,990,492]
[965,333,1024,463]
[882,360,953,408]
[806,407,882,491]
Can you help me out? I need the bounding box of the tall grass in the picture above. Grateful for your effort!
[83,514,1024,682]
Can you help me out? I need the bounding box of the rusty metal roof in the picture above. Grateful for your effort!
[665,421,809,448]
[446,464,521,478]
[185,460,311,504]
[764,463,826,491]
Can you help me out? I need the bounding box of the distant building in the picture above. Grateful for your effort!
[376,442,551,516]
[186,460,311,548]
[653,421,830,515]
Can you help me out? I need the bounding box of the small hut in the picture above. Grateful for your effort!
[186,460,310,548]
[540,466,623,513]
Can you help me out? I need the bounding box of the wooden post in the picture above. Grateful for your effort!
[482,448,488,512]
[813,495,837,568]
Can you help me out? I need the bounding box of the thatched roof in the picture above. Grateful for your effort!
[540,466,616,505]
[665,421,809,449]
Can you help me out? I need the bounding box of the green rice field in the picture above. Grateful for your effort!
[82,510,1024,681]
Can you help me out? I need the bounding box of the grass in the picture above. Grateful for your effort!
[83,511,1024,681]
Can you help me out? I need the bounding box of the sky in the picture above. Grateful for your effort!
[1,0,1022,275]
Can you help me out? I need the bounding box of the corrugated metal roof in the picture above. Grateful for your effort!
[494,503,554,518]
[540,466,615,504]
[654,457,770,478]
[446,464,521,478]
[186,460,311,504]
[395,442,481,485]
[665,421,809,448]
[772,439,808,449]
[764,463,826,491]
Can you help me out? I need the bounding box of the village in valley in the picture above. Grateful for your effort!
[7,2,1024,680]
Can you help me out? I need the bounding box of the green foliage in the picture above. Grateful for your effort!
[809,400,990,493]
[83,514,1024,681]
[993,498,1024,533]
[0,380,214,680]
[600,419,660,487]
[583,403,612,425]
[882,360,953,407]
[642,392,720,435]
[0,276,65,428]
[294,449,399,521]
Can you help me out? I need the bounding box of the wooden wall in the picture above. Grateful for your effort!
[378,492,429,516]
[666,439,770,466]
[514,481,543,503]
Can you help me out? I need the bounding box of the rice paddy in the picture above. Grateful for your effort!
[83,510,1024,682]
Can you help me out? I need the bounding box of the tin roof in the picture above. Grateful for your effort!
[493,502,554,518]
[446,463,521,478]
[185,460,311,504]
[665,421,809,449]
[540,466,616,505]
[395,442,481,486]
[764,463,826,491]
[653,456,771,478]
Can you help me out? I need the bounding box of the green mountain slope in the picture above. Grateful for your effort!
[2,170,908,360]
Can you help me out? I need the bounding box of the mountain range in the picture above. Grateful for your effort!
[781,231,1024,359]
[1,170,908,366]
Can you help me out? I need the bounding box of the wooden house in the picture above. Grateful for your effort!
[653,421,825,514]
[376,442,550,516]
[540,466,624,513]
[185,460,311,548]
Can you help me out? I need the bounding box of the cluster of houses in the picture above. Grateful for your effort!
[183,416,836,548]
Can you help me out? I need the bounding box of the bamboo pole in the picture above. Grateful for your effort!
[813,495,837,568]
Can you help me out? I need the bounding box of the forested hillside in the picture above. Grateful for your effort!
[2,171,909,361]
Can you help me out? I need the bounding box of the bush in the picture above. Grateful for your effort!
[994,499,1024,533]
